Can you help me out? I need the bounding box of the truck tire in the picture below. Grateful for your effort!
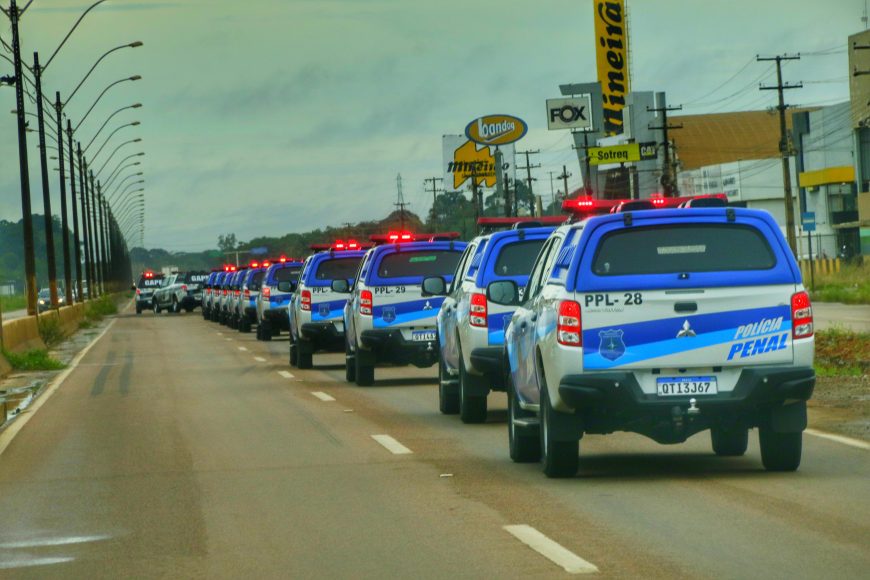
[540,387,579,478]
[345,341,356,382]
[438,357,459,415]
[136,305,142,315]
[239,318,251,333]
[297,341,313,369]
[260,320,272,341]
[459,354,487,424]
[759,427,802,472]
[711,427,749,457]
[509,381,540,463]
[355,352,374,387]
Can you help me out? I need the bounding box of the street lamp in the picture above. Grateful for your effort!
[65,42,143,105]
[89,120,140,160]
[103,160,141,193]
[95,140,141,176]
[74,75,141,132]
[82,103,141,152]
[109,178,145,203]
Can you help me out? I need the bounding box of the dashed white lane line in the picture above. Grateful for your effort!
[237,346,248,351]
[371,434,413,455]
[278,371,295,379]
[224,338,232,341]
[311,391,336,402]
[806,429,870,451]
[254,356,267,362]
[503,525,599,574]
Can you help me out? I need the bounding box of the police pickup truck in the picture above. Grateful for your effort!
[256,259,304,340]
[152,271,209,313]
[289,241,367,370]
[339,232,466,386]
[430,218,564,422]
[499,205,815,477]
[134,271,164,314]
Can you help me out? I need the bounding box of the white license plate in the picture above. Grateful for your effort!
[412,330,436,342]
[656,376,718,397]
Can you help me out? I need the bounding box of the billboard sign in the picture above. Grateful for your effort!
[465,114,527,146]
[594,0,630,135]
[546,96,593,131]
[588,142,657,165]
[443,135,515,190]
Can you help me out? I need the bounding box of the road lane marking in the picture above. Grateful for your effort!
[0,319,117,459]
[237,346,248,351]
[503,525,598,574]
[311,391,336,401]
[225,338,232,341]
[806,429,870,451]
[254,356,267,362]
[278,371,295,379]
[371,434,413,455]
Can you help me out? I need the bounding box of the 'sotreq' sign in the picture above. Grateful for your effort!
[465,115,527,146]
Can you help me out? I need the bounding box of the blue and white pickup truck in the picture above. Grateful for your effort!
[500,206,815,477]
[255,260,304,341]
[340,234,466,386]
[289,243,367,370]
[431,219,560,422]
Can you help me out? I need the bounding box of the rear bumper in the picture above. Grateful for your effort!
[263,308,289,330]
[556,366,815,442]
[360,329,438,367]
[301,322,344,351]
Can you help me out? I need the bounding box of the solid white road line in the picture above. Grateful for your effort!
[503,525,599,574]
[806,429,870,451]
[237,346,248,351]
[311,391,336,402]
[0,319,117,459]
[254,356,267,362]
[371,434,413,455]
[278,371,295,379]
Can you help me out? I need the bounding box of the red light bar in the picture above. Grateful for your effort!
[371,231,460,244]
[250,261,259,268]
[333,239,347,250]
[561,197,621,216]
[279,256,287,263]
[144,271,153,278]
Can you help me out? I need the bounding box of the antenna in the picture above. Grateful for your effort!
[395,173,407,231]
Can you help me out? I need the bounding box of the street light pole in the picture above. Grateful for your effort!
[89,170,102,295]
[97,182,109,292]
[9,0,39,314]
[78,149,94,298]
[33,51,60,308]
[67,121,83,302]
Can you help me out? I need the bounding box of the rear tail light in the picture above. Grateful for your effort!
[223,289,228,296]
[557,300,582,346]
[301,290,312,311]
[182,285,188,293]
[136,288,141,296]
[262,286,271,299]
[235,290,241,297]
[244,289,251,300]
[470,293,487,327]
[791,291,813,339]
[360,290,373,316]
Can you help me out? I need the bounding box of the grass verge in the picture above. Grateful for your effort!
[810,263,870,305]
[814,327,869,377]
[0,294,26,312]
[2,349,66,371]
[38,316,65,348]
[84,295,118,322]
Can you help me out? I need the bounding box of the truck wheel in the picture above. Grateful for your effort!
[459,355,487,424]
[509,381,540,463]
[261,320,272,341]
[355,353,374,387]
[297,341,313,369]
[136,305,142,315]
[438,357,459,415]
[711,427,749,457]
[540,387,579,478]
[239,318,251,333]
[759,427,802,472]
[345,341,356,382]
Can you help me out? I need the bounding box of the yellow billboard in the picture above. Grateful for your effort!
[594,0,630,135]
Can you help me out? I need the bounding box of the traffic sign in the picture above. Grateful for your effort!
[801,212,816,232]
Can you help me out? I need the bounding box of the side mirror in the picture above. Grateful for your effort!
[277,281,293,293]
[487,280,520,306]
[421,276,447,296]
[331,279,350,293]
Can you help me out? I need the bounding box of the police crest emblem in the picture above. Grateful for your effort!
[598,329,625,361]
[318,303,330,317]
[382,306,396,323]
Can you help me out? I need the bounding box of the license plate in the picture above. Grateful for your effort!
[412,330,436,342]
[656,376,718,396]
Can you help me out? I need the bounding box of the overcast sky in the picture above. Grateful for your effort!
[0,0,860,250]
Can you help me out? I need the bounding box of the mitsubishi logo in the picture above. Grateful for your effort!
[423,300,433,310]
[676,320,696,338]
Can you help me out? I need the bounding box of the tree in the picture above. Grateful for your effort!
[217,233,237,253]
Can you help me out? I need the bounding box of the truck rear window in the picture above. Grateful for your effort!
[493,240,546,276]
[313,257,361,281]
[377,251,461,279]
[592,224,776,276]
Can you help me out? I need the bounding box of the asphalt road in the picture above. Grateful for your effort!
[2,309,27,321]
[0,309,868,578]
[813,302,870,332]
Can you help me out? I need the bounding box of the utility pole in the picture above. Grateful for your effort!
[503,172,513,217]
[548,171,556,214]
[647,101,684,196]
[67,122,83,302]
[558,165,572,202]
[423,176,443,227]
[469,166,481,231]
[759,53,802,256]
[33,52,60,309]
[394,173,407,231]
[6,0,39,315]
[56,92,73,305]
[571,133,594,196]
[517,149,540,215]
